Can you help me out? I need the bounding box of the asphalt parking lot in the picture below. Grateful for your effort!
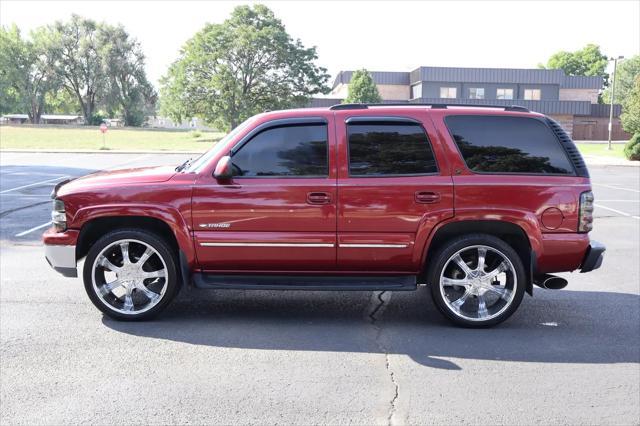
[1,152,639,425]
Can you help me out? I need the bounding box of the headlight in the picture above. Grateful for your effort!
[51,199,66,232]
[578,191,594,233]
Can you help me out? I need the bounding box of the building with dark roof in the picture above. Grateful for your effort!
[311,66,628,140]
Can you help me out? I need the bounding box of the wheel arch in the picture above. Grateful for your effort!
[421,219,536,295]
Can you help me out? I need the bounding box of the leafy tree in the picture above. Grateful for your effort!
[48,15,108,124]
[160,4,329,130]
[100,25,156,126]
[45,89,81,114]
[602,55,640,106]
[540,44,608,83]
[0,25,58,123]
[344,69,382,104]
[621,76,640,135]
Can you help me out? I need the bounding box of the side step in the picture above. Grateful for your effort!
[192,273,417,291]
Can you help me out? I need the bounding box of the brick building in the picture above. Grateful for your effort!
[311,66,629,140]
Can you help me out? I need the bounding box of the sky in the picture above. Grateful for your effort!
[2,0,639,89]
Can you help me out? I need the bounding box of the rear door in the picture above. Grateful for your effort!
[192,116,337,271]
[335,111,454,272]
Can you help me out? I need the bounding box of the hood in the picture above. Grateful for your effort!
[57,166,177,196]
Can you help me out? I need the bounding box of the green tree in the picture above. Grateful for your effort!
[621,76,640,135]
[100,25,156,126]
[0,24,58,122]
[540,44,608,82]
[344,69,382,104]
[45,89,81,114]
[48,15,108,124]
[159,4,329,130]
[602,55,640,106]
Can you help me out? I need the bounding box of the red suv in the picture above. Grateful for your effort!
[44,104,605,327]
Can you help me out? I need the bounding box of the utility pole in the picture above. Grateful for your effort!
[608,56,624,150]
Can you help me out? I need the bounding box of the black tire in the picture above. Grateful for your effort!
[427,233,526,328]
[83,228,180,321]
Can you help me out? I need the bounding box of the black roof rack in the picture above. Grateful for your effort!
[329,103,530,113]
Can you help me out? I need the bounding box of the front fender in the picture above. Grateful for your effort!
[72,203,195,266]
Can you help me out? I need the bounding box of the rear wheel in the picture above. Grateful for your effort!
[427,234,525,327]
[83,229,179,321]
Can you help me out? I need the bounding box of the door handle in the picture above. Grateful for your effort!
[307,192,332,205]
[415,191,440,204]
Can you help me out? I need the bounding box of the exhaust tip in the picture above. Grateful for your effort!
[534,274,568,290]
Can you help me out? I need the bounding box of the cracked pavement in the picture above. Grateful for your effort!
[1,154,639,424]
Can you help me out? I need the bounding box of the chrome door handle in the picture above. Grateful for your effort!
[415,191,440,204]
[307,192,332,205]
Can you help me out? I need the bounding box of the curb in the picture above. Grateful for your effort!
[1,149,203,155]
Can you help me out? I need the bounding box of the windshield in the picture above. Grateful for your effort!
[184,116,256,173]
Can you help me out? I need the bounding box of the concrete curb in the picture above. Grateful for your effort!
[1,149,203,155]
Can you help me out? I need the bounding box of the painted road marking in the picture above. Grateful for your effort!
[596,199,640,202]
[0,175,69,194]
[593,183,640,194]
[594,203,640,220]
[15,221,52,237]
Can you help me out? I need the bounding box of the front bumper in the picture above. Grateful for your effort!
[580,240,606,273]
[45,244,77,277]
[43,228,78,277]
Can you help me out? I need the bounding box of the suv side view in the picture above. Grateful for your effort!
[43,104,605,327]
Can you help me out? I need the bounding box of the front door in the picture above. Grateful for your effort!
[192,116,337,272]
[335,112,454,272]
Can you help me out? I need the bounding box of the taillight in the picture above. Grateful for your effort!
[578,191,594,233]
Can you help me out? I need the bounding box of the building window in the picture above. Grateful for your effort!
[469,88,485,99]
[440,87,457,99]
[411,84,422,99]
[524,89,541,100]
[497,88,514,100]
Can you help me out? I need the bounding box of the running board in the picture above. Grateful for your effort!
[192,273,417,291]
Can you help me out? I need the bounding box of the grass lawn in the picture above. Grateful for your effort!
[0,125,224,152]
[575,142,627,160]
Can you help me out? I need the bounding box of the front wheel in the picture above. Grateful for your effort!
[427,234,526,327]
[83,229,180,321]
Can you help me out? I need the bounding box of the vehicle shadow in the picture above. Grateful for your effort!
[103,287,640,370]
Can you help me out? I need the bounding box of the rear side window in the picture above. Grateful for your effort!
[445,115,574,175]
[347,122,438,176]
[231,124,328,177]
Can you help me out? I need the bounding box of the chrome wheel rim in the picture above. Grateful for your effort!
[439,245,517,322]
[91,239,168,315]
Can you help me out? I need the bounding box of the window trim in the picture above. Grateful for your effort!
[443,114,578,177]
[345,116,440,178]
[228,117,330,179]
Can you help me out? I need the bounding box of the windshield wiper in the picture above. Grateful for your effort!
[175,158,192,172]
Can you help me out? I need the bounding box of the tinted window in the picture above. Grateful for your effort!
[445,115,574,175]
[348,122,438,176]
[232,124,327,177]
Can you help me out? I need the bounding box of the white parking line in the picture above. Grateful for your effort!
[594,203,640,220]
[593,183,640,194]
[596,199,640,202]
[0,175,69,194]
[15,221,52,237]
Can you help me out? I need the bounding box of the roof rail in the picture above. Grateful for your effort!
[329,103,369,110]
[328,103,529,113]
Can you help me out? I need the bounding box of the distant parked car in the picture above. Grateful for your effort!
[44,103,605,326]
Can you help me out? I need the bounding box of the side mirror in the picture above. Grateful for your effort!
[213,155,233,180]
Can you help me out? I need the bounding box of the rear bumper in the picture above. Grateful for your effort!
[43,228,78,278]
[580,240,606,273]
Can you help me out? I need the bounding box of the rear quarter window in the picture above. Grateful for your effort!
[444,115,575,175]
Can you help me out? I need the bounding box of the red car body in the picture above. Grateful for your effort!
[43,104,605,324]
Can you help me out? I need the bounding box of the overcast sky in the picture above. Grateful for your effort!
[2,0,639,88]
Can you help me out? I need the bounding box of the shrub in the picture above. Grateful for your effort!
[189,130,202,138]
[624,133,640,161]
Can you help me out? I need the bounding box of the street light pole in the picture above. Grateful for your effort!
[608,56,624,150]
